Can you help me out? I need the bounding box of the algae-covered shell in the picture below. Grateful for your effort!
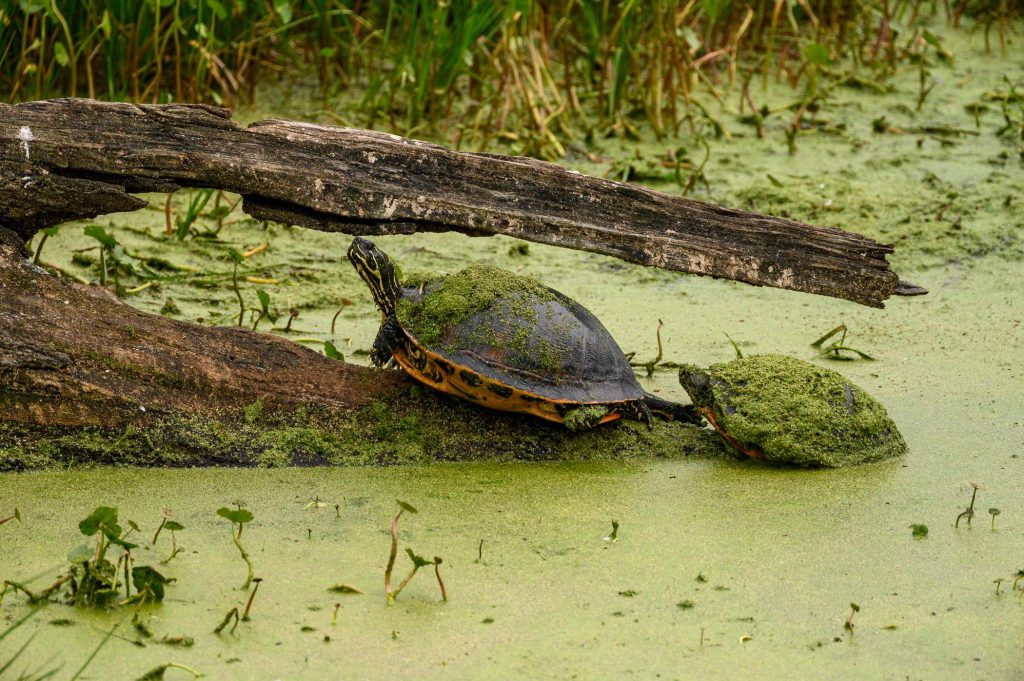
[396,265,643,404]
[678,354,907,467]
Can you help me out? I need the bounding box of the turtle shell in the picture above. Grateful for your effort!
[678,354,907,467]
[394,264,643,405]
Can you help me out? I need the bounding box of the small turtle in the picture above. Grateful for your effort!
[678,354,907,467]
[348,237,695,431]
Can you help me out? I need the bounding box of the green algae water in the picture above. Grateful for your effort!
[3,21,1023,680]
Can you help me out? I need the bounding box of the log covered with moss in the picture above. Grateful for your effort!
[0,98,925,308]
[0,234,722,470]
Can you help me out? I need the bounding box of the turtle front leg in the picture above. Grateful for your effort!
[561,404,611,432]
[370,314,402,368]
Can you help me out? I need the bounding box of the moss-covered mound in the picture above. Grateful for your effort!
[679,354,907,467]
[395,264,555,349]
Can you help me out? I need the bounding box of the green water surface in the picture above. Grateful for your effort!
[2,20,1023,681]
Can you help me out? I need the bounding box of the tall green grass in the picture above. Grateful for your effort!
[0,1,1018,156]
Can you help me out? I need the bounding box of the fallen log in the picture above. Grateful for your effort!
[0,98,925,308]
[0,234,721,469]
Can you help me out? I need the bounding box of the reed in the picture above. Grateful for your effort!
[1,1,1017,153]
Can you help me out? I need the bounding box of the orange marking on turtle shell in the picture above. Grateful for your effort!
[393,344,623,426]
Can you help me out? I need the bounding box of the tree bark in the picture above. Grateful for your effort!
[0,98,925,308]
[0,237,407,429]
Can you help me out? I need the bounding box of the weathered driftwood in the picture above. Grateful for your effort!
[0,236,407,429]
[0,234,719,468]
[0,98,925,308]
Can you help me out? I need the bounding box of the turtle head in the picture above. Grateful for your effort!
[678,364,714,408]
[348,237,401,315]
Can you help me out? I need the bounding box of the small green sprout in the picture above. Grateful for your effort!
[628,320,665,377]
[811,324,874,361]
[994,578,1005,596]
[433,557,448,602]
[159,521,185,564]
[384,500,417,605]
[0,508,20,526]
[33,225,59,265]
[390,549,432,603]
[213,607,240,635]
[910,524,928,538]
[955,483,980,528]
[217,506,255,589]
[603,520,620,542]
[251,289,279,331]
[844,603,860,633]
[228,249,245,327]
[330,297,353,335]
[724,333,743,359]
[988,508,1000,529]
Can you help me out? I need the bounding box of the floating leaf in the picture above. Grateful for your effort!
[79,506,119,536]
[132,566,171,600]
[396,500,418,514]
[217,507,254,524]
[164,521,185,532]
[323,341,344,361]
[83,225,117,249]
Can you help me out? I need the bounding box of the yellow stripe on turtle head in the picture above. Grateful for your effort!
[348,237,401,315]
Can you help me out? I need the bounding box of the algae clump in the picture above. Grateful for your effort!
[395,263,556,350]
[679,354,907,467]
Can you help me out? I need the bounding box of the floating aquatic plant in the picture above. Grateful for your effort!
[217,505,255,589]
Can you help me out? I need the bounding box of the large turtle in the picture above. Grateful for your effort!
[678,354,907,467]
[348,237,695,431]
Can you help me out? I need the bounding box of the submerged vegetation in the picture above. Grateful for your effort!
[2,1,1020,159]
[0,506,172,608]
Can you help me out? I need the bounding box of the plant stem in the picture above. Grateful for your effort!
[233,523,254,590]
[434,558,447,602]
[214,607,240,634]
[242,578,263,620]
[384,507,405,605]
[233,260,244,327]
[152,517,167,545]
